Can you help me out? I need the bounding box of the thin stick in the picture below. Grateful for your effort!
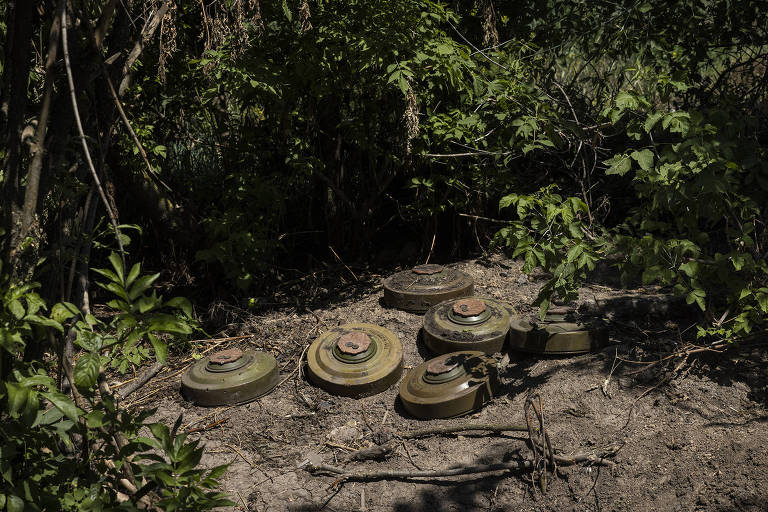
[458,213,511,224]
[117,360,164,400]
[185,417,228,434]
[225,443,255,467]
[308,447,616,484]
[101,66,172,194]
[400,423,528,439]
[329,245,358,281]
[61,2,125,264]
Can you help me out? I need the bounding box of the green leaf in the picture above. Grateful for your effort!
[108,252,125,284]
[165,297,193,318]
[24,314,63,333]
[51,302,79,323]
[630,149,654,171]
[615,91,639,110]
[6,495,24,512]
[148,333,167,364]
[128,274,160,301]
[281,0,292,22]
[644,111,664,133]
[41,391,80,422]
[149,423,171,448]
[679,261,699,278]
[605,154,632,176]
[126,263,141,288]
[6,382,30,417]
[147,314,193,335]
[8,299,25,320]
[74,353,100,390]
[86,410,105,428]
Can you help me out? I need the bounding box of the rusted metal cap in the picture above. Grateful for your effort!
[307,324,403,398]
[181,349,279,407]
[423,297,513,355]
[452,298,486,317]
[399,351,498,419]
[426,356,460,375]
[383,266,474,312]
[508,313,609,355]
[337,332,371,354]
[412,264,444,275]
[209,348,244,364]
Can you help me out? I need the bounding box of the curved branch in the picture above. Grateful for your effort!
[60,1,125,264]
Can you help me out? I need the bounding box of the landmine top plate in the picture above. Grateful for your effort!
[422,297,514,355]
[181,348,279,406]
[508,309,608,355]
[399,351,498,419]
[307,323,403,398]
[382,264,474,312]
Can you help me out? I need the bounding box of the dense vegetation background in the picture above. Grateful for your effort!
[1,0,766,508]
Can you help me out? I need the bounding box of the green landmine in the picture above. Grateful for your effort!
[382,264,474,313]
[422,297,513,355]
[307,323,403,398]
[181,348,279,406]
[399,351,498,419]
[508,308,609,355]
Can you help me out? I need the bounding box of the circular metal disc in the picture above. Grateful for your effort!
[508,313,609,355]
[399,351,498,419]
[307,323,403,398]
[181,349,279,406]
[382,265,474,312]
[423,297,513,355]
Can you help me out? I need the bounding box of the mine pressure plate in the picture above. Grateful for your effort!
[382,264,474,312]
[399,350,498,419]
[307,323,403,398]
[422,297,513,355]
[508,307,609,355]
[181,348,279,406]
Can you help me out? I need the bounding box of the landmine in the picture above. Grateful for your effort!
[181,348,279,406]
[307,323,403,398]
[422,296,513,355]
[382,264,474,313]
[508,307,609,355]
[399,351,498,419]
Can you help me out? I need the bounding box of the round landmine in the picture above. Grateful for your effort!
[399,351,498,419]
[508,308,609,355]
[181,348,279,406]
[307,323,403,398]
[422,297,513,355]
[382,264,474,312]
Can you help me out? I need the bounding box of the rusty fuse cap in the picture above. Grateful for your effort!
[399,351,498,419]
[422,297,514,355]
[508,307,609,355]
[382,264,474,313]
[181,348,279,406]
[307,323,403,398]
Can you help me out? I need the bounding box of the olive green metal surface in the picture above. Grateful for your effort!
[399,351,498,419]
[307,323,403,398]
[422,297,513,355]
[382,264,474,312]
[181,349,279,406]
[508,312,608,355]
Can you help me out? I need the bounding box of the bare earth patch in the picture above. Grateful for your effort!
[131,255,768,511]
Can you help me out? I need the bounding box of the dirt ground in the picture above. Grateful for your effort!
[128,255,768,511]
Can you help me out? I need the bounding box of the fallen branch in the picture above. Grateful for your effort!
[346,423,529,462]
[118,360,165,400]
[307,446,618,484]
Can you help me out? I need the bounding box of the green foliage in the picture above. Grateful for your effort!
[136,419,232,511]
[0,259,226,510]
[494,186,601,317]
[489,1,768,342]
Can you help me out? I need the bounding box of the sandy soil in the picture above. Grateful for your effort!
[130,255,768,511]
